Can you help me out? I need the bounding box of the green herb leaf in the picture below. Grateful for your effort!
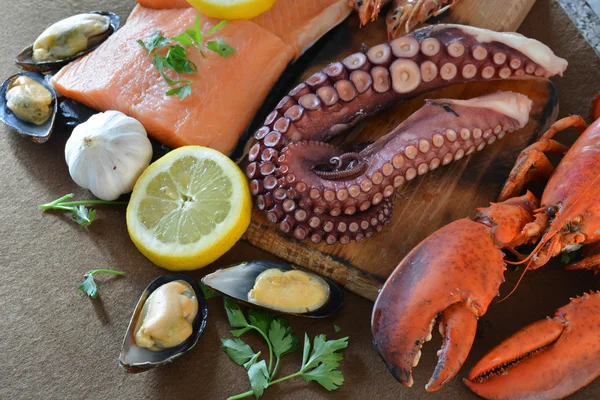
[560,252,576,264]
[302,335,349,371]
[39,194,127,227]
[199,282,217,299]
[137,31,171,56]
[301,333,311,367]
[206,38,236,58]
[231,326,253,337]
[333,324,341,333]
[248,308,272,334]
[243,351,262,370]
[71,205,96,226]
[77,269,125,299]
[221,338,257,366]
[78,274,98,298]
[301,361,345,391]
[206,20,228,36]
[193,11,203,44]
[225,299,249,328]
[297,335,349,391]
[172,32,194,47]
[247,360,269,398]
[166,84,193,101]
[166,45,197,74]
[269,318,299,358]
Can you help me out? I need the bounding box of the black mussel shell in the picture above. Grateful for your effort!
[15,11,120,73]
[202,260,344,318]
[0,72,57,143]
[119,274,208,373]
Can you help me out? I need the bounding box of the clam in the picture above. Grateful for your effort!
[0,72,57,143]
[16,11,120,73]
[119,274,208,373]
[202,261,344,318]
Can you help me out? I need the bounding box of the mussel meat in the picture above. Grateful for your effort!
[119,274,208,373]
[16,12,120,73]
[0,72,57,143]
[202,261,344,318]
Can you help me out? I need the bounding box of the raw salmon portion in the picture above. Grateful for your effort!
[53,6,294,154]
[253,0,352,57]
[137,0,191,8]
[137,0,352,58]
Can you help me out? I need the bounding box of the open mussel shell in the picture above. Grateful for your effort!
[0,72,57,143]
[15,11,120,73]
[202,261,344,318]
[119,274,208,373]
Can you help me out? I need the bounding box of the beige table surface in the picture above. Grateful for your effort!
[1,0,599,399]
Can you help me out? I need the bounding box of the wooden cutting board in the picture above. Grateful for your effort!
[243,0,555,301]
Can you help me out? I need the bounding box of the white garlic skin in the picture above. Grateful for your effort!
[65,110,153,201]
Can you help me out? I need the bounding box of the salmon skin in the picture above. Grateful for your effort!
[53,1,351,154]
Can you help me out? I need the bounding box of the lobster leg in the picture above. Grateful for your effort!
[498,116,588,202]
[465,291,600,400]
[565,254,600,272]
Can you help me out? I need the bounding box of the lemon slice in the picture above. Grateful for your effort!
[187,0,277,20]
[126,146,252,271]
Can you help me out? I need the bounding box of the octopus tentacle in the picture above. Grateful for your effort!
[247,24,567,244]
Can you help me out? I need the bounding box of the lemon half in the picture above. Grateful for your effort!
[187,0,277,20]
[127,146,252,271]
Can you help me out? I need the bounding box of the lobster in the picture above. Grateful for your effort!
[371,106,600,399]
[354,0,461,40]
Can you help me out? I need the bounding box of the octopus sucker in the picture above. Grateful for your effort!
[247,24,567,244]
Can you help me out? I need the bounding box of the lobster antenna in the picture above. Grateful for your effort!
[497,261,531,303]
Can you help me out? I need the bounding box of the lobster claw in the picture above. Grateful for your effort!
[371,218,507,391]
[465,291,600,400]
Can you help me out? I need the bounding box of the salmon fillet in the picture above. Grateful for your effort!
[137,0,191,8]
[53,6,294,154]
[253,0,352,57]
[137,0,352,58]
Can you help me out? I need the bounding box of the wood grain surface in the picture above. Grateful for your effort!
[243,0,557,300]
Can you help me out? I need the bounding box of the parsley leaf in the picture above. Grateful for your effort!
[247,360,270,398]
[39,194,127,226]
[301,361,345,391]
[71,205,96,226]
[137,12,234,100]
[77,269,125,299]
[207,38,236,58]
[199,282,217,299]
[137,31,171,56]
[222,300,350,399]
[248,308,272,334]
[166,84,193,101]
[221,338,257,366]
[333,324,341,333]
[298,334,349,391]
[302,334,348,370]
[172,32,194,47]
[225,299,250,328]
[269,318,299,358]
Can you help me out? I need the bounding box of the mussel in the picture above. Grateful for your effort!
[202,261,344,318]
[15,11,120,73]
[119,274,208,373]
[0,72,57,143]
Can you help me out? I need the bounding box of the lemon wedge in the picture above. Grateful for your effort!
[126,146,252,271]
[187,0,277,20]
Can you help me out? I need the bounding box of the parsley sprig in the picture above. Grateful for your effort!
[38,193,127,226]
[78,269,125,299]
[137,13,236,101]
[222,300,349,399]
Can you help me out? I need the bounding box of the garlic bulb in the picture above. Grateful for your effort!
[65,110,153,201]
